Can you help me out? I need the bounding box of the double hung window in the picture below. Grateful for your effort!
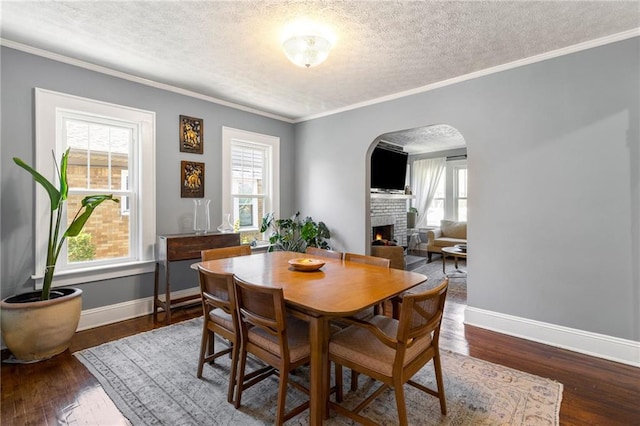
[34,89,156,288]
[425,159,467,226]
[222,127,279,244]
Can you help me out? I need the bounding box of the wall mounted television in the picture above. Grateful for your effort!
[370,145,408,192]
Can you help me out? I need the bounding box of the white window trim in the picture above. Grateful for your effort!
[445,160,467,220]
[33,88,156,288]
[221,127,280,228]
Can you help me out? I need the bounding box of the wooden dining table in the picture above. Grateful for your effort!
[197,250,427,425]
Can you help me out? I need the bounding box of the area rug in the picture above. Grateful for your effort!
[406,254,468,305]
[74,318,562,425]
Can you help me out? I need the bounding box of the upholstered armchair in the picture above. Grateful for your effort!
[422,220,467,262]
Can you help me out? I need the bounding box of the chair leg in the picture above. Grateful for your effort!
[334,363,343,402]
[350,370,359,392]
[234,347,248,409]
[197,324,209,378]
[275,368,289,426]
[394,381,408,426]
[226,341,239,404]
[433,353,447,415]
[427,252,433,263]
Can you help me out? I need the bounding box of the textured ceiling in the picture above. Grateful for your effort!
[1,1,639,146]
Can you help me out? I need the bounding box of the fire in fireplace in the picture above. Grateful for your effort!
[372,224,394,242]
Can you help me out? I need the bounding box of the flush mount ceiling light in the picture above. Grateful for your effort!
[281,20,334,68]
[282,34,332,68]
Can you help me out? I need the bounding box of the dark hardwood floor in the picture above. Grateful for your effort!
[2,295,639,425]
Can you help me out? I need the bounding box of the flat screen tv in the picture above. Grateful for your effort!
[370,146,408,192]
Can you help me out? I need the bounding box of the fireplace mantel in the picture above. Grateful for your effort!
[371,193,415,200]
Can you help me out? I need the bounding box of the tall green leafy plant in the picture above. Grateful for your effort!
[260,211,331,253]
[13,148,118,300]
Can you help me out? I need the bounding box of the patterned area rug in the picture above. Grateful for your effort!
[75,318,562,425]
[406,254,467,304]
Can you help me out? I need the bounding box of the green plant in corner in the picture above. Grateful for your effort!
[13,148,118,300]
[260,211,331,253]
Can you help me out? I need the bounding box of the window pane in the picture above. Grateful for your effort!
[458,168,467,198]
[232,145,264,195]
[66,119,131,192]
[233,195,265,244]
[458,199,467,222]
[65,194,130,263]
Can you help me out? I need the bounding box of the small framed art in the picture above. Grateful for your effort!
[179,115,203,154]
[180,161,205,198]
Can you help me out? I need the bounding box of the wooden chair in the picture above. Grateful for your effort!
[343,252,390,268]
[329,279,449,426]
[304,246,343,260]
[196,245,251,402]
[342,252,392,390]
[201,244,251,261]
[195,269,240,403]
[233,276,311,425]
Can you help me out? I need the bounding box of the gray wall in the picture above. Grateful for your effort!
[0,46,295,309]
[294,37,639,341]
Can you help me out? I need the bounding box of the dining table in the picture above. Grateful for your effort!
[197,250,427,425]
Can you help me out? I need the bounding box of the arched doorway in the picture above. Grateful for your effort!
[365,124,467,257]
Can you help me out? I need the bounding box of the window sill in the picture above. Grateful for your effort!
[32,260,156,289]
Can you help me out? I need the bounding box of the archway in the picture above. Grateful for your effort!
[365,124,467,257]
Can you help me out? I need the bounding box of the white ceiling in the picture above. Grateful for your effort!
[1,2,639,132]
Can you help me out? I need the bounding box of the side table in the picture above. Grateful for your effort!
[155,232,240,324]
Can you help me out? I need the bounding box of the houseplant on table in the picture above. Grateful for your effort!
[260,211,331,252]
[1,148,118,362]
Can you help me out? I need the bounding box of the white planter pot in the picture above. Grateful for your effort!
[1,287,82,362]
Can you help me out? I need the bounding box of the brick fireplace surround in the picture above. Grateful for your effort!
[370,194,411,246]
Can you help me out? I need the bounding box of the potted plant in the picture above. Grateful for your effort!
[260,211,331,252]
[1,148,118,362]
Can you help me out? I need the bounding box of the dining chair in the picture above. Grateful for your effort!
[195,268,241,403]
[343,252,390,268]
[343,253,390,317]
[233,276,311,425]
[196,245,251,402]
[329,278,449,426]
[304,246,344,260]
[201,244,251,261]
[342,252,392,391]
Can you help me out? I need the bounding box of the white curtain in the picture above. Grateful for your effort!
[411,157,446,229]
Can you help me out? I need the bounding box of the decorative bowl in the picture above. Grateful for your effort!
[288,258,325,272]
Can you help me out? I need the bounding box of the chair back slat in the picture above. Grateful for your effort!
[201,245,251,261]
[305,247,343,260]
[344,252,390,268]
[397,279,448,346]
[234,276,286,338]
[198,268,236,315]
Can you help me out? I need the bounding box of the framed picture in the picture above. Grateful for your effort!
[179,115,203,154]
[180,161,205,198]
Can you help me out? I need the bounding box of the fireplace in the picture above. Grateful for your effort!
[372,224,394,242]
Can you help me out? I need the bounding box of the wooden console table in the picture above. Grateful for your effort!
[154,232,240,324]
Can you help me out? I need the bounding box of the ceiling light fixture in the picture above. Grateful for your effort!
[282,34,332,68]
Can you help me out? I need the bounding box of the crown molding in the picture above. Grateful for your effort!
[294,28,640,123]
[0,38,295,124]
[2,28,638,125]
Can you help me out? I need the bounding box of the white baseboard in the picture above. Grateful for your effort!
[465,306,640,367]
[9,294,634,369]
[77,287,200,331]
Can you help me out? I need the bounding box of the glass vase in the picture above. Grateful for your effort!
[193,199,211,234]
[217,213,234,233]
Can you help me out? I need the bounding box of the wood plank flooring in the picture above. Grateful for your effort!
[2,296,639,425]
